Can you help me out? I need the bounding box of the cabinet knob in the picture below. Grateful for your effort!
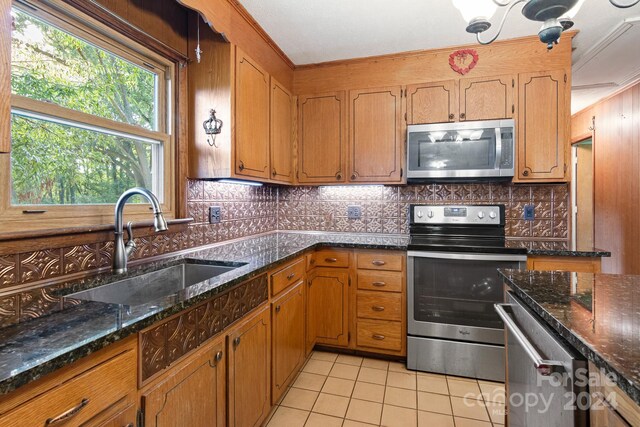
[351,174,357,180]
[272,168,277,177]
[371,281,386,287]
[335,172,342,180]
[522,170,529,177]
[372,306,385,312]
[275,305,281,313]
[460,113,466,120]
[372,334,386,340]
[325,257,338,263]
[286,272,296,280]
[233,337,241,347]
[371,260,386,266]
[238,161,245,171]
[215,351,223,362]
[449,113,455,121]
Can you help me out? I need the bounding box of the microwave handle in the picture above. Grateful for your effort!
[494,127,502,170]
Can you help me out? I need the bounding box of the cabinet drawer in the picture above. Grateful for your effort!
[356,320,402,351]
[271,258,305,296]
[309,249,350,268]
[356,252,403,271]
[357,270,403,292]
[0,348,136,427]
[356,291,402,321]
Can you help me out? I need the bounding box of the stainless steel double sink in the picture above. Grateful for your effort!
[67,262,245,307]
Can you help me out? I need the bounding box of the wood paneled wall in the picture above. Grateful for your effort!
[293,34,573,95]
[575,83,640,274]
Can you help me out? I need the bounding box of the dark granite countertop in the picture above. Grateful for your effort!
[500,269,640,405]
[527,248,611,257]
[0,231,408,395]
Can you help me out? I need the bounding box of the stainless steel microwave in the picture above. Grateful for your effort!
[406,119,515,181]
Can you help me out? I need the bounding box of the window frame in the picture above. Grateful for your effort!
[1,0,176,232]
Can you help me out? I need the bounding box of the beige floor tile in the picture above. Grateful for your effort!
[336,354,364,366]
[352,381,385,403]
[417,374,449,395]
[418,410,455,427]
[321,377,355,397]
[380,404,418,427]
[447,378,482,398]
[294,372,327,392]
[303,359,334,376]
[304,412,343,427]
[388,361,411,372]
[329,363,360,380]
[267,406,309,427]
[346,398,383,425]
[417,391,452,415]
[386,371,417,390]
[312,393,350,418]
[343,420,378,427]
[362,358,390,370]
[358,367,387,385]
[450,396,490,421]
[478,380,506,403]
[453,417,493,427]
[310,351,339,362]
[281,387,320,411]
[384,386,417,409]
[485,400,506,425]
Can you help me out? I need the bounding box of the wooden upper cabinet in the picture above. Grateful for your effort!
[270,78,293,183]
[459,75,515,121]
[227,305,271,427]
[406,80,457,124]
[234,47,270,179]
[307,268,349,348]
[297,92,347,183]
[348,87,403,183]
[571,107,594,143]
[1,0,10,153]
[516,70,568,182]
[142,336,226,427]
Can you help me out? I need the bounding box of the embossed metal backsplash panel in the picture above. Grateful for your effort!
[140,274,268,382]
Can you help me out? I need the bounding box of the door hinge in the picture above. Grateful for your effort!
[348,332,351,342]
[589,116,596,132]
[400,167,403,178]
[137,409,144,427]
[564,74,567,83]
[348,277,351,287]
[404,112,407,121]
[564,163,568,173]
[512,104,515,114]
[512,79,515,87]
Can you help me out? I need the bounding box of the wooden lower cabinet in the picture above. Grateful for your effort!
[590,361,639,426]
[90,403,137,427]
[527,255,602,273]
[307,267,350,349]
[271,281,306,404]
[227,305,271,427]
[141,335,226,427]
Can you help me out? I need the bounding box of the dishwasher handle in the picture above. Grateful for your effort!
[495,303,564,376]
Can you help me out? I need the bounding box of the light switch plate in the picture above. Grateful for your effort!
[347,205,362,220]
[209,206,221,224]
[524,204,535,221]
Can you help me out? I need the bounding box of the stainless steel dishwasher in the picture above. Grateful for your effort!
[495,292,588,427]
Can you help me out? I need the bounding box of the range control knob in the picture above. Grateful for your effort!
[477,211,485,219]
[427,210,434,218]
[489,211,497,219]
[416,210,423,218]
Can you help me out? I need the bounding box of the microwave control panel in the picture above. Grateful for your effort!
[412,205,503,226]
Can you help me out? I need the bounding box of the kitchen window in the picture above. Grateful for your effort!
[1,0,175,231]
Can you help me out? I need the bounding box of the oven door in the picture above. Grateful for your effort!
[407,251,526,344]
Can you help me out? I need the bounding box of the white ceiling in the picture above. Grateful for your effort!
[238,0,640,113]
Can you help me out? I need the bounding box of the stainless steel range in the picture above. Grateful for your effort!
[407,204,527,382]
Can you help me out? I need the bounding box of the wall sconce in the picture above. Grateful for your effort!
[203,109,223,147]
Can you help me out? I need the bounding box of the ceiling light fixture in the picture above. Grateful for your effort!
[453,0,639,50]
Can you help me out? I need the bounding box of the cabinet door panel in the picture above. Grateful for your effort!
[235,47,270,179]
[307,268,349,347]
[298,92,347,183]
[406,81,457,124]
[517,70,568,182]
[142,336,226,427]
[459,75,515,121]
[270,78,293,183]
[349,87,403,183]
[228,306,271,427]
[272,281,305,404]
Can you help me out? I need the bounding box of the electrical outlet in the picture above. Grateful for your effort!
[209,206,221,224]
[524,204,535,221]
[347,205,362,220]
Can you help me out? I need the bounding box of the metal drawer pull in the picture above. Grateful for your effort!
[371,282,386,287]
[325,257,338,263]
[372,334,385,340]
[372,306,385,312]
[45,398,90,425]
[495,304,564,376]
[286,272,295,280]
[215,351,223,362]
[371,260,386,266]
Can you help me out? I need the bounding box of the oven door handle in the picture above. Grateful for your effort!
[494,303,564,376]
[407,251,527,262]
